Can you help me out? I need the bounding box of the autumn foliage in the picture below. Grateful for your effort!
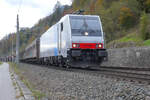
[119,7,136,29]
[140,13,150,40]
[1,0,150,56]
[137,0,150,13]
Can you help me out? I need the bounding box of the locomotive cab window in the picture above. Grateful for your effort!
[70,16,102,36]
[61,23,63,32]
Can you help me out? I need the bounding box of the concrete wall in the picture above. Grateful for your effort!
[101,47,150,68]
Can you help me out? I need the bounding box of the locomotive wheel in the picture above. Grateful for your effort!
[64,59,70,69]
[58,61,63,67]
[66,65,70,69]
[58,56,64,67]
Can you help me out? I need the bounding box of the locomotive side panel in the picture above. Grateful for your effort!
[40,25,59,58]
[40,15,72,58]
[59,16,72,58]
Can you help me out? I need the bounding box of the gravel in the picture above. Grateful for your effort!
[17,63,150,100]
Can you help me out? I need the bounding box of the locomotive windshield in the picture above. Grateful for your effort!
[70,16,102,36]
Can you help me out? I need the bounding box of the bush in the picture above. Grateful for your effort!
[145,0,150,13]
[140,13,150,40]
[100,1,122,41]
[137,0,150,13]
[119,7,136,29]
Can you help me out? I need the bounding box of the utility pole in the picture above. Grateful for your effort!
[12,33,14,62]
[16,14,20,63]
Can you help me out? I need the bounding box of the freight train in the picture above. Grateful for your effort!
[20,14,108,68]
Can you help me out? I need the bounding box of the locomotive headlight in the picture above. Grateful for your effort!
[72,43,80,48]
[96,44,103,48]
[73,44,77,48]
[85,32,89,36]
[98,44,102,48]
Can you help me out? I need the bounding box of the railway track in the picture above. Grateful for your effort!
[24,63,150,85]
[98,67,150,84]
[66,66,150,84]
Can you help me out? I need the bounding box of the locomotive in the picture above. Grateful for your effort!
[21,14,108,68]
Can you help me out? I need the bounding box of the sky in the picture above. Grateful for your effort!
[0,0,72,40]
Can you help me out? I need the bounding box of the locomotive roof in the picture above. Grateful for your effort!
[58,14,100,23]
[65,14,99,18]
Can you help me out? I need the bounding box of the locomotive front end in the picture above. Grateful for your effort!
[68,15,107,67]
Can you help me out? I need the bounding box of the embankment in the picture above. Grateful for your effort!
[101,47,150,68]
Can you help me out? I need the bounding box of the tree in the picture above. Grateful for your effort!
[53,1,61,12]
[119,7,136,29]
[137,0,150,13]
[140,13,150,40]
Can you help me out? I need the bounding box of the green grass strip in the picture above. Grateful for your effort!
[143,39,150,46]
[9,63,45,100]
[0,62,3,65]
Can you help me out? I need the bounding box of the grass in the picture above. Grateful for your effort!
[9,63,45,100]
[143,39,150,46]
[0,62,3,65]
[118,33,142,43]
[21,78,45,100]
[107,32,150,48]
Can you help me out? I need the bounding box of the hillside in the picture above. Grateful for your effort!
[71,0,150,48]
[0,0,150,56]
[0,2,71,56]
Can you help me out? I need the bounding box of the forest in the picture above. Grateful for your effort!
[0,0,150,56]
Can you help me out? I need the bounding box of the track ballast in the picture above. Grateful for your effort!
[24,62,150,85]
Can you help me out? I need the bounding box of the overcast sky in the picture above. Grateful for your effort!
[0,0,72,40]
